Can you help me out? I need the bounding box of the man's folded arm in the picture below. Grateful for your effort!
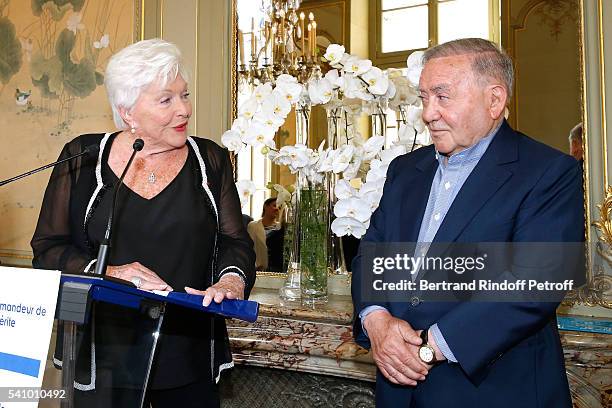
[432,155,584,384]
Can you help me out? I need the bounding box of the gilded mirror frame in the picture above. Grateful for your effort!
[563,0,612,312]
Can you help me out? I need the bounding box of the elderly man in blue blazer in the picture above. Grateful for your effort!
[351,38,584,407]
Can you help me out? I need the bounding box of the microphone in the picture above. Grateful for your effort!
[94,139,144,275]
[0,144,100,187]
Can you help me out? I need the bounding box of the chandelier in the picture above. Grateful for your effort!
[238,0,321,86]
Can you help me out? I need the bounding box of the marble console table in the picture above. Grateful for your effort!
[227,288,611,407]
[228,288,375,381]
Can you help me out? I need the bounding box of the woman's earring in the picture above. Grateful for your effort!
[130,126,136,134]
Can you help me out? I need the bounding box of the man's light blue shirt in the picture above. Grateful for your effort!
[359,123,501,363]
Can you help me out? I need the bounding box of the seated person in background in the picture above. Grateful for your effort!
[247,197,279,271]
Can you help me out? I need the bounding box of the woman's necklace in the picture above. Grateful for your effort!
[148,171,156,184]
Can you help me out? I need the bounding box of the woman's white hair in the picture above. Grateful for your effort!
[104,38,189,129]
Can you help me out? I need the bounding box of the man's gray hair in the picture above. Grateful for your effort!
[104,38,189,129]
[569,122,583,141]
[423,38,514,99]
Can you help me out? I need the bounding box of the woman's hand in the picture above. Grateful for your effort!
[185,274,245,307]
[106,262,173,291]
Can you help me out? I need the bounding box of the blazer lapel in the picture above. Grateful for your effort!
[433,122,518,244]
[399,148,438,242]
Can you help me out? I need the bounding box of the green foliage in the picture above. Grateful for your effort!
[32,74,59,99]
[0,17,22,85]
[31,0,85,17]
[31,29,98,99]
[31,53,62,96]
[55,28,75,64]
[62,57,96,97]
[299,188,329,297]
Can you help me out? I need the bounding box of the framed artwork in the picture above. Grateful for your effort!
[0,0,142,265]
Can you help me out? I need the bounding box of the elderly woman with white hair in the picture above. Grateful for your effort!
[31,39,255,407]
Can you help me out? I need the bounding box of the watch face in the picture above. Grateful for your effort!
[419,346,435,363]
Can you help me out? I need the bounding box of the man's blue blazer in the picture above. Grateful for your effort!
[351,121,584,407]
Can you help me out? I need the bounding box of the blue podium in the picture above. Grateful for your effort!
[56,274,258,408]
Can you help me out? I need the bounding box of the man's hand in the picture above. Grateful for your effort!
[363,310,430,386]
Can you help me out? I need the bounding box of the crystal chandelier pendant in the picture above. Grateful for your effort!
[148,172,156,184]
[237,0,320,86]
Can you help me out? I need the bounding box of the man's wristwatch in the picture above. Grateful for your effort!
[418,329,439,364]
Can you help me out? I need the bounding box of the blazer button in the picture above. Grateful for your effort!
[410,296,421,307]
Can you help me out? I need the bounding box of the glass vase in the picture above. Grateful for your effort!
[299,187,329,304]
[326,107,348,275]
[279,203,301,301]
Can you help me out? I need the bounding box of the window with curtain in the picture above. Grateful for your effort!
[372,0,500,68]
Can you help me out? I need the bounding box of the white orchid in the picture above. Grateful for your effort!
[301,166,325,185]
[317,148,336,173]
[342,75,372,101]
[235,180,256,208]
[67,12,85,33]
[308,77,333,105]
[360,180,385,197]
[275,81,303,104]
[231,116,250,138]
[238,97,260,120]
[334,197,371,222]
[380,145,407,165]
[324,69,342,88]
[383,79,397,100]
[406,50,425,87]
[360,190,383,212]
[253,82,273,103]
[343,56,373,76]
[334,179,357,200]
[379,146,406,166]
[274,145,311,173]
[244,122,276,149]
[365,164,388,184]
[362,135,385,161]
[331,217,366,238]
[362,67,389,96]
[389,75,418,109]
[273,184,292,208]
[406,105,426,133]
[262,91,292,118]
[342,156,362,180]
[253,110,285,129]
[331,217,367,238]
[324,44,345,66]
[221,129,244,153]
[332,144,355,174]
[93,34,109,49]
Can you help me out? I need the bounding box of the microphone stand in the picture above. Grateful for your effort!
[0,145,99,187]
[93,139,144,275]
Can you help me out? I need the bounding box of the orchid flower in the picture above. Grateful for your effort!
[334,197,372,223]
[235,180,256,208]
[331,217,367,238]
